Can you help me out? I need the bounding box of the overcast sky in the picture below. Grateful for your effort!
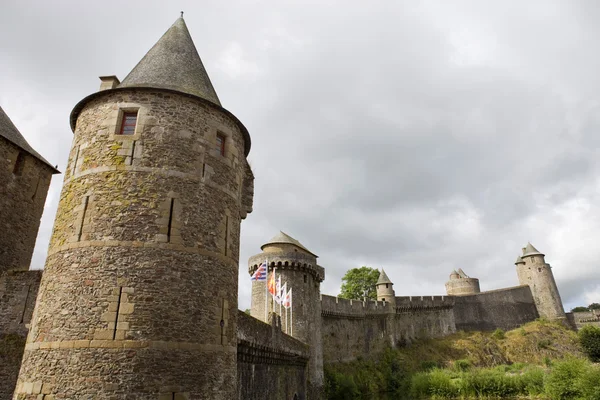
[2,0,599,311]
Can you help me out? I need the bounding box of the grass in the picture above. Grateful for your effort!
[324,320,594,399]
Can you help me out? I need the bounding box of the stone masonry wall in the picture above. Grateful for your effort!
[566,311,600,330]
[14,89,253,400]
[453,285,539,331]
[237,311,308,400]
[0,137,53,273]
[0,270,42,400]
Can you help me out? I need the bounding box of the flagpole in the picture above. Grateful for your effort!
[264,260,268,323]
[290,288,293,337]
[285,303,288,334]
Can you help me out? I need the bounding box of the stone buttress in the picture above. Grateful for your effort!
[248,231,325,398]
[14,17,253,400]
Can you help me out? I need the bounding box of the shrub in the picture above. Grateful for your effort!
[420,360,438,371]
[409,372,431,399]
[324,370,360,400]
[427,369,459,398]
[545,358,587,399]
[576,365,600,400]
[537,338,552,349]
[492,328,506,340]
[579,325,600,362]
[522,366,545,396]
[454,359,471,372]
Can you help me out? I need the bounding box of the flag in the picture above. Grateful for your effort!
[283,287,292,309]
[274,276,282,304]
[280,283,287,305]
[250,262,267,281]
[268,270,276,295]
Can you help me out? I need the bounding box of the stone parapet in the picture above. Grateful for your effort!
[395,295,455,312]
[320,294,393,318]
[249,253,323,282]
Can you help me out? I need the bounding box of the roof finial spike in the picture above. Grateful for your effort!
[180,11,184,18]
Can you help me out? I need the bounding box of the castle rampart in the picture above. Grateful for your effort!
[237,311,308,400]
[453,285,539,331]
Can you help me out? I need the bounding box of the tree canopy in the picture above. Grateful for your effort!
[339,266,380,300]
[570,303,600,313]
[589,303,600,310]
[572,306,590,312]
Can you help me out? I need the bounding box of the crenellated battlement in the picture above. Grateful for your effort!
[248,253,324,282]
[395,295,455,312]
[320,294,393,319]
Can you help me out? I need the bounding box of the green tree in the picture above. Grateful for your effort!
[339,266,379,300]
[588,303,600,310]
[578,325,600,362]
[571,306,589,312]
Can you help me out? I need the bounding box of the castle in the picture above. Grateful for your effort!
[0,16,597,400]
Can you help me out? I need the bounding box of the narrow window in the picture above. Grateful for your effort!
[202,163,206,178]
[77,196,90,242]
[386,283,389,288]
[382,298,385,302]
[216,132,226,156]
[19,285,32,324]
[224,216,229,256]
[304,274,307,283]
[129,140,136,165]
[72,145,80,175]
[13,151,25,176]
[119,111,138,135]
[167,198,175,243]
[112,287,123,340]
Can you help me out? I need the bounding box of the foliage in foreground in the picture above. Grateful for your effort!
[579,325,600,362]
[324,320,598,399]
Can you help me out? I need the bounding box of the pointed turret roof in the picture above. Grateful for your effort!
[261,231,317,257]
[0,105,58,171]
[377,269,393,285]
[515,255,525,264]
[119,17,221,105]
[522,242,544,257]
[457,268,470,278]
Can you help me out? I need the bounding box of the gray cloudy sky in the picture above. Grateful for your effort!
[2,0,599,311]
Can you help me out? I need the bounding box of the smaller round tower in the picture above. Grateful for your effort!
[515,243,565,320]
[445,268,480,296]
[376,269,396,307]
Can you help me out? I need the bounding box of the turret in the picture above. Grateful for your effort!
[15,17,254,399]
[515,243,565,320]
[375,269,396,307]
[248,231,324,397]
[445,268,480,296]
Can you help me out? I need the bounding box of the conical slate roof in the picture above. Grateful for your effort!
[522,242,544,257]
[457,268,470,278]
[261,231,317,257]
[377,269,393,285]
[0,105,57,171]
[515,255,525,264]
[119,17,221,106]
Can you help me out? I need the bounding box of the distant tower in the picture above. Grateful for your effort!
[375,269,396,307]
[515,243,565,320]
[248,231,325,397]
[15,17,254,399]
[445,268,480,296]
[0,106,58,273]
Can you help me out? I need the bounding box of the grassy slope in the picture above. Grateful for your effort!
[396,319,582,370]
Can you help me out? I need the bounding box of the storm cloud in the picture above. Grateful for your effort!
[1,0,599,311]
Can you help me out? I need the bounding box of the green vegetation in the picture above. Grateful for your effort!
[570,303,600,312]
[338,266,379,301]
[324,320,600,399]
[579,325,600,362]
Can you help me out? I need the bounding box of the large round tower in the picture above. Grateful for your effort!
[248,231,325,397]
[14,17,254,399]
[515,243,565,320]
[375,269,396,307]
[445,268,480,296]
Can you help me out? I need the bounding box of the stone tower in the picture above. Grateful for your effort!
[445,268,480,296]
[0,106,57,400]
[0,106,58,273]
[515,243,565,320]
[248,231,325,397]
[375,269,396,307]
[14,17,254,400]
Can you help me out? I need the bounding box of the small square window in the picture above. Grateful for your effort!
[216,132,226,156]
[119,111,138,135]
